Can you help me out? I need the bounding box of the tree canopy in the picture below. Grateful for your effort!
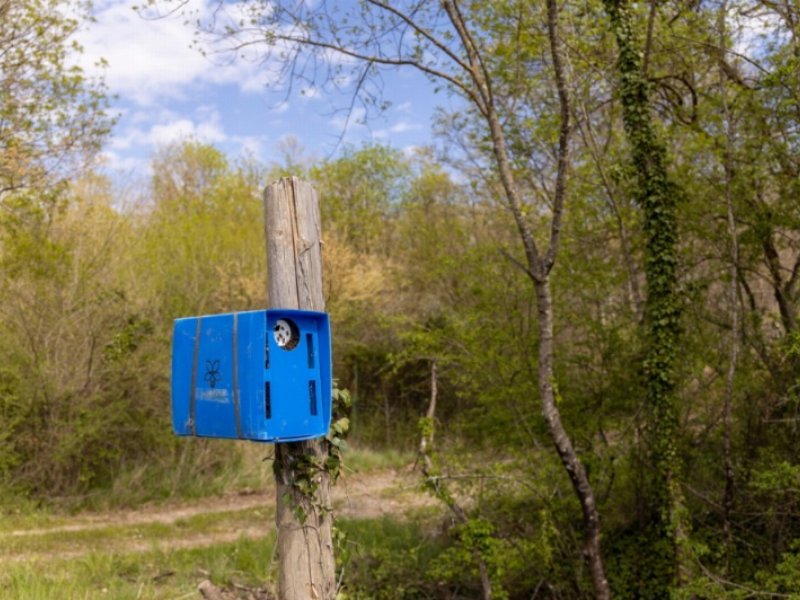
[0,0,110,199]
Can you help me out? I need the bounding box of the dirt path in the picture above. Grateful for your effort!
[1,468,433,564]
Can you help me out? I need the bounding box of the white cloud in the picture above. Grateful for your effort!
[97,150,150,175]
[148,117,227,146]
[74,0,278,106]
[234,136,264,158]
[371,120,421,140]
[109,130,136,150]
[109,107,228,154]
[389,120,420,134]
[98,103,269,175]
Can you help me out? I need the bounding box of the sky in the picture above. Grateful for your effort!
[72,0,783,182]
[74,0,448,179]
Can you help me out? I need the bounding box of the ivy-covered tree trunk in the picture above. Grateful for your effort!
[602,0,686,595]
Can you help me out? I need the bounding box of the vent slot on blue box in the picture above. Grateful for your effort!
[307,333,315,368]
[309,380,317,416]
[171,309,331,443]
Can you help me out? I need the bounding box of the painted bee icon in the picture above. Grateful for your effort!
[204,359,221,388]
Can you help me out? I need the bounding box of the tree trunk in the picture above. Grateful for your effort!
[534,278,610,600]
[603,0,688,592]
[717,0,738,573]
[418,360,437,459]
[417,358,493,600]
[265,177,335,600]
[443,0,612,591]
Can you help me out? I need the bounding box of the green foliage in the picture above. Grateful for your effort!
[326,385,353,484]
[311,144,411,255]
[0,0,111,197]
[429,518,537,600]
[755,540,800,598]
[0,141,271,499]
[338,516,445,600]
[275,385,354,526]
[138,142,267,318]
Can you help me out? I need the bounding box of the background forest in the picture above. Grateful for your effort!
[1,0,800,598]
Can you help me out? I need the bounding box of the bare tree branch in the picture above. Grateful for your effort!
[542,0,571,275]
[364,0,473,74]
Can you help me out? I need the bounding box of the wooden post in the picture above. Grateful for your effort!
[264,177,335,600]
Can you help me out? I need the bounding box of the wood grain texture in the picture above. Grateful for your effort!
[265,177,335,600]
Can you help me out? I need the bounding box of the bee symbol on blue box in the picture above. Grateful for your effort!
[204,360,221,388]
[171,309,332,443]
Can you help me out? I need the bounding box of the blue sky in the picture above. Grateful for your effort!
[74,0,780,181]
[75,0,452,179]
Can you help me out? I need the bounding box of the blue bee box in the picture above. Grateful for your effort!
[171,309,332,442]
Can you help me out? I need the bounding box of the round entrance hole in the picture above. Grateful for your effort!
[273,318,300,350]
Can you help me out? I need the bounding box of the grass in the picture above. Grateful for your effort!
[0,507,71,534]
[0,444,408,519]
[0,445,439,598]
[64,441,276,512]
[0,505,273,558]
[0,516,444,600]
[342,445,413,474]
[1,535,277,599]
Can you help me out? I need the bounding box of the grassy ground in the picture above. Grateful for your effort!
[0,446,438,599]
[0,505,273,559]
[0,516,445,600]
[2,536,277,599]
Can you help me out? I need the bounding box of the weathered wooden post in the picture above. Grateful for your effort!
[264,177,335,600]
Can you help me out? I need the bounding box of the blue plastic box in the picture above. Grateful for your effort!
[171,309,332,442]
